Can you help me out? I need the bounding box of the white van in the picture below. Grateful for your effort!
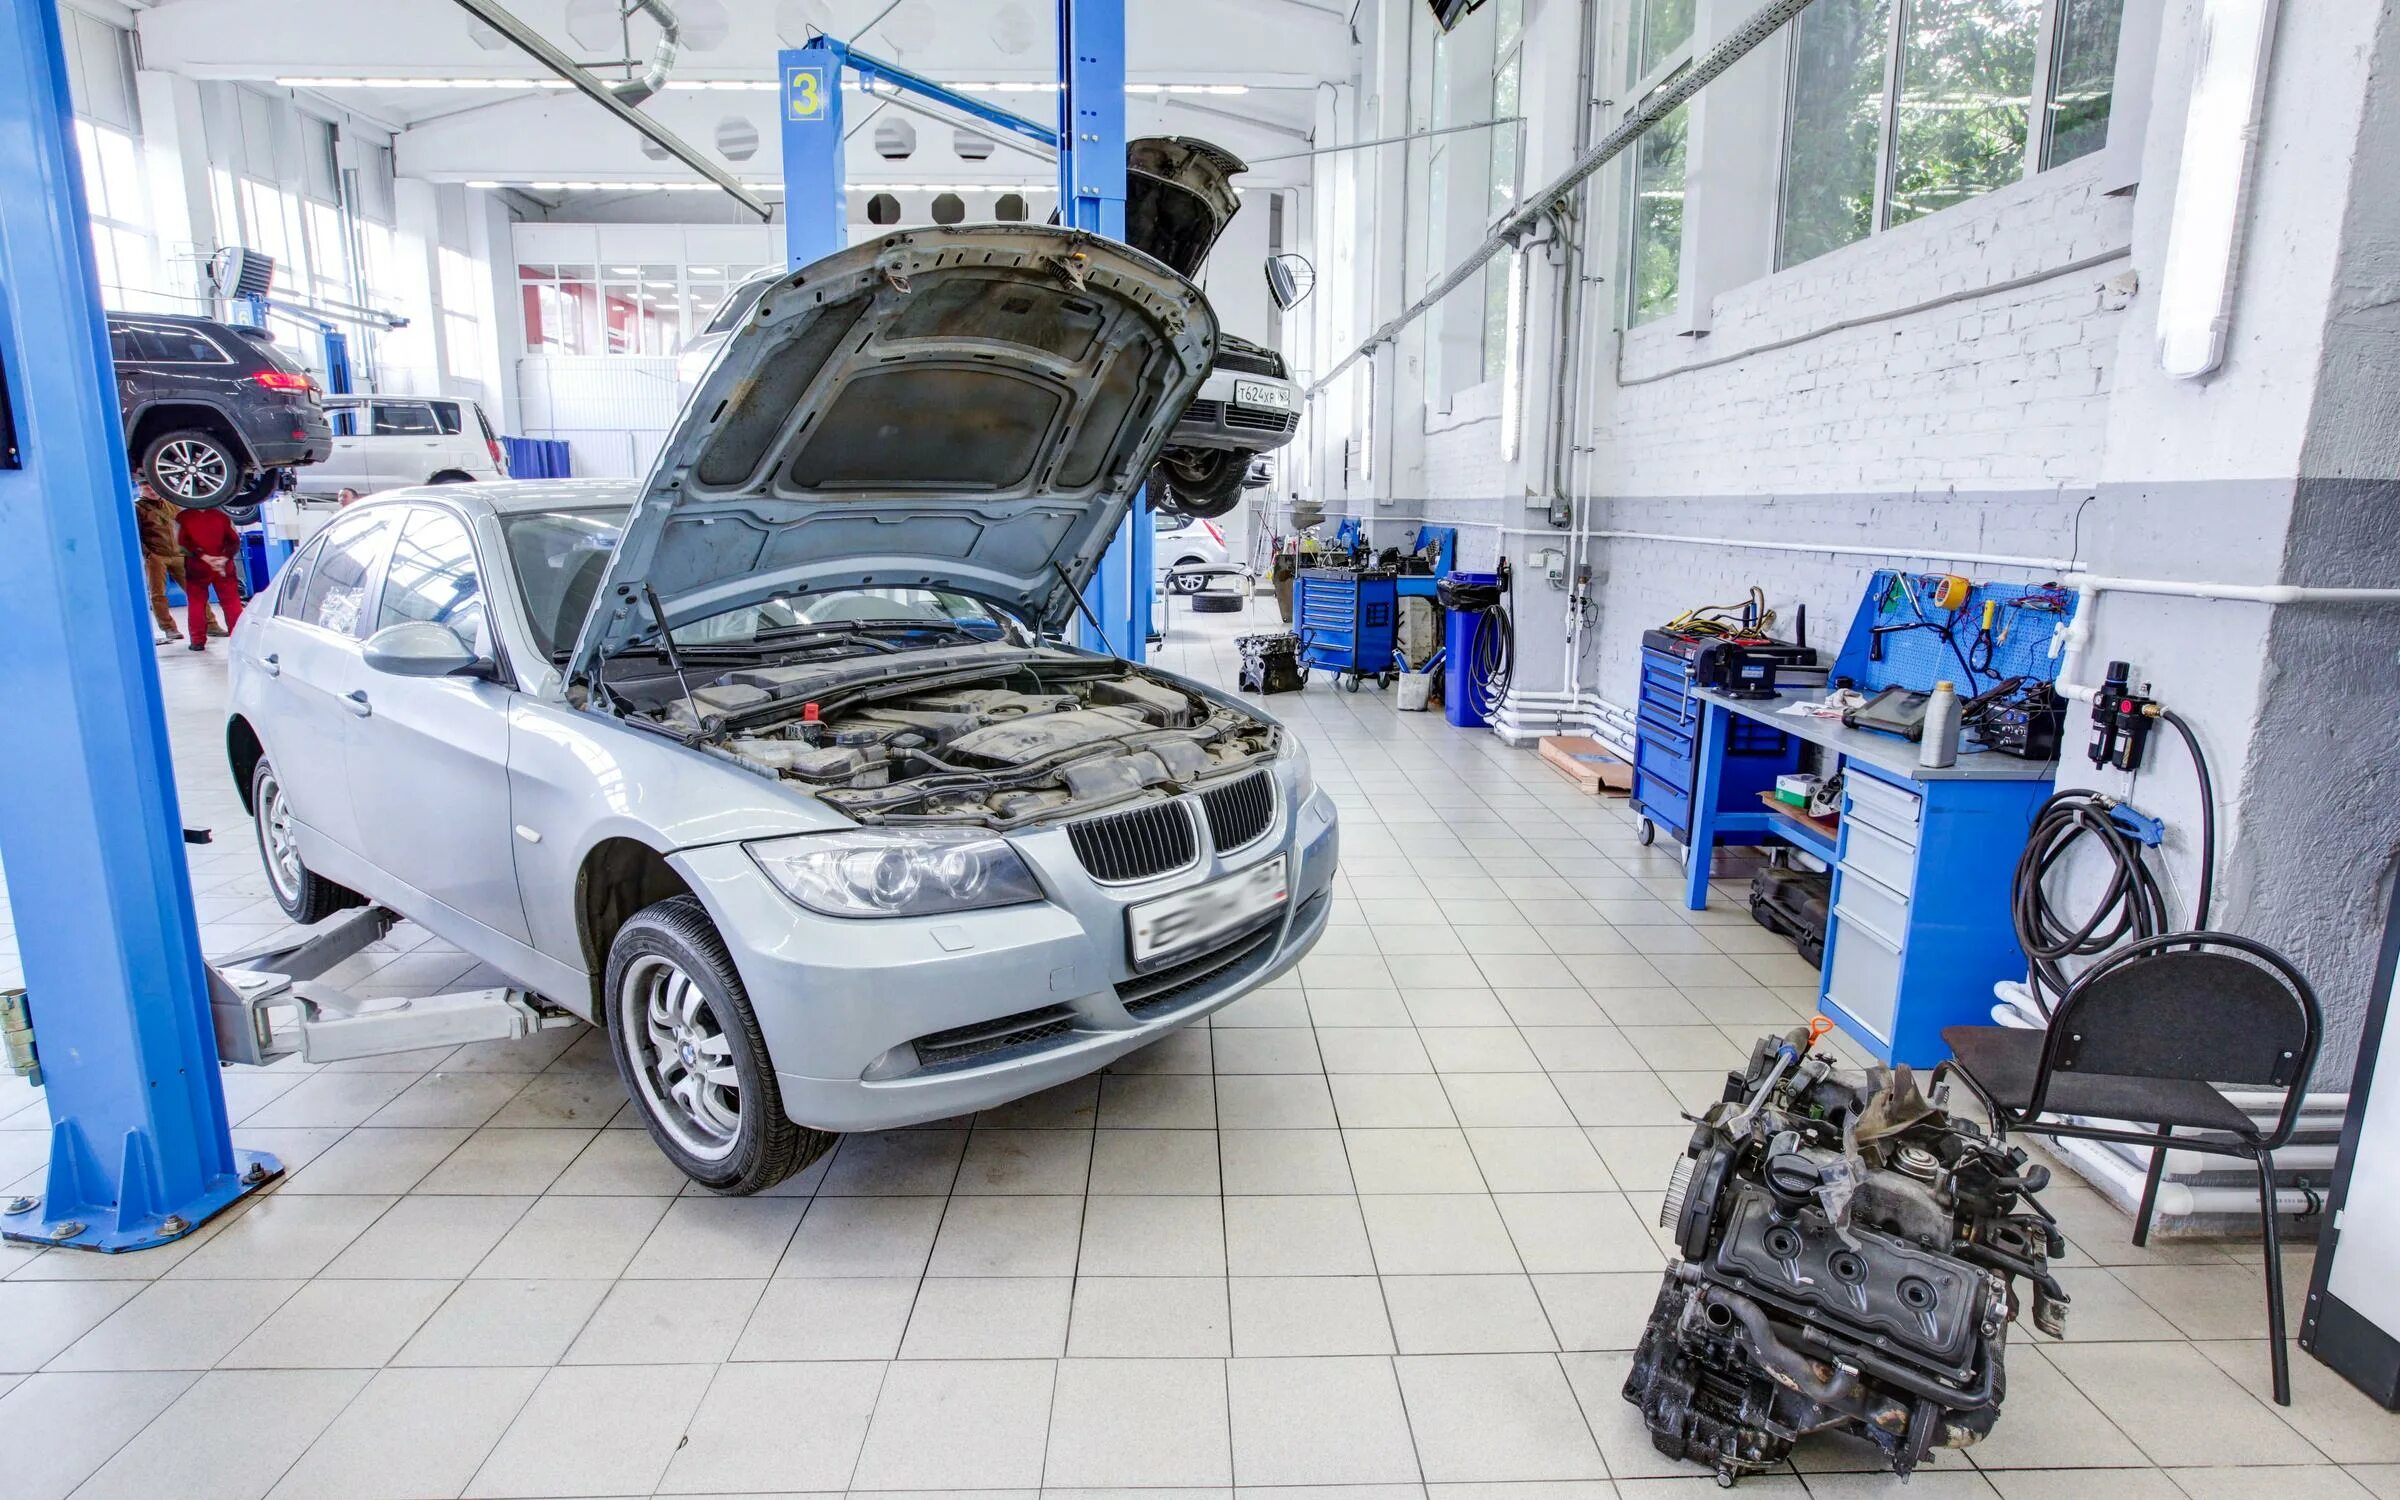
[305,396,508,495]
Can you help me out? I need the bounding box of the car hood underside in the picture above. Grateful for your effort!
[566,226,1217,686]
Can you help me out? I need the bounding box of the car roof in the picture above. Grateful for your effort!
[349,478,637,519]
[106,311,240,331]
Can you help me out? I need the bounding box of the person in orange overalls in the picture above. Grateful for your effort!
[175,504,245,651]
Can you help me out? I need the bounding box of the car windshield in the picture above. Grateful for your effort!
[500,506,1021,660]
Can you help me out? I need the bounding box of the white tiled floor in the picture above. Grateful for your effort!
[0,597,2392,1499]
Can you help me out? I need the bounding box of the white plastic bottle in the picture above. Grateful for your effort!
[1919,680,1961,768]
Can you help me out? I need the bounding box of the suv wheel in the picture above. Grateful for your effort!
[145,429,243,508]
[251,758,364,923]
[605,895,834,1194]
[1154,450,1248,518]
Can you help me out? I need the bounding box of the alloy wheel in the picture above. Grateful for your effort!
[156,439,231,502]
[621,954,742,1161]
[257,770,303,904]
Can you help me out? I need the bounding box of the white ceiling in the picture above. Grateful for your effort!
[129,0,1355,195]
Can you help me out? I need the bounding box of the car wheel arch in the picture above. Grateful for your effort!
[227,716,266,815]
[129,401,255,470]
[574,836,698,1020]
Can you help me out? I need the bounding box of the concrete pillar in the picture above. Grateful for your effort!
[2080,0,2400,1076]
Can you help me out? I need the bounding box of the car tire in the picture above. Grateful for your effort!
[428,470,474,484]
[144,428,243,508]
[1191,591,1243,613]
[605,894,834,1195]
[1151,451,1246,518]
[1169,559,1211,594]
[250,757,365,924]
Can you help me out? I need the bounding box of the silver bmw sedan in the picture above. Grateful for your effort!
[224,227,1338,1193]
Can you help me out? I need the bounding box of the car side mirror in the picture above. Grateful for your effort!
[363,620,485,679]
[1266,253,1314,311]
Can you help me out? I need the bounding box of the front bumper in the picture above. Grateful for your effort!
[673,775,1339,1132]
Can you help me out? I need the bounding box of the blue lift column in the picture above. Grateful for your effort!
[1057,0,1148,660]
[0,0,278,1251]
[780,38,847,269]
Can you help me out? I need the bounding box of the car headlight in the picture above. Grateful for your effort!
[746,829,1044,918]
[1279,731,1314,804]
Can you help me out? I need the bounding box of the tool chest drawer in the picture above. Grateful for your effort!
[1842,772,1923,843]
[1826,915,1902,1043]
[1838,817,1918,897]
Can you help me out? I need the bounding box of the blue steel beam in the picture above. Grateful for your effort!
[843,45,1061,152]
[1056,0,1149,661]
[0,0,278,1252]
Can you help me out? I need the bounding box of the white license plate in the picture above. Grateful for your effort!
[1233,380,1293,411]
[1128,856,1288,968]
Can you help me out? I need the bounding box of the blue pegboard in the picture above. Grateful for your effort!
[1829,570,2078,696]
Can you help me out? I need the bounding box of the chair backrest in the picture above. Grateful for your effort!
[2033,931,2322,1141]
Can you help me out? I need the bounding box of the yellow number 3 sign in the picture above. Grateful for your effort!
[785,61,830,122]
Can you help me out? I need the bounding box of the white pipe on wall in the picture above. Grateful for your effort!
[2052,577,2400,702]
[1590,528,2078,573]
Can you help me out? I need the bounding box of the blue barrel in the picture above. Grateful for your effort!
[1443,571,1501,727]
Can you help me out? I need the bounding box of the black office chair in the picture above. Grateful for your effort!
[1940,931,2321,1405]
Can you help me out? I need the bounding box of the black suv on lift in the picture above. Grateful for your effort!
[107,312,330,512]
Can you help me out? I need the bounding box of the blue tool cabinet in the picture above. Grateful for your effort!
[1631,642,1802,848]
[1296,568,1399,691]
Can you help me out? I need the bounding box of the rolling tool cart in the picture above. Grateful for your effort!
[1295,566,1399,692]
[1630,591,1815,849]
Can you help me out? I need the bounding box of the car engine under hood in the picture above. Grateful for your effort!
[566,226,1217,684]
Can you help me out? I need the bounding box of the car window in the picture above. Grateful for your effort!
[701,274,775,336]
[371,402,440,436]
[131,324,229,364]
[378,508,488,655]
[1153,513,1181,533]
[473,405,498,443]
[502,507,628,658]
[295,512,395,639]
[274,533,327,619]
[429,401,464,436]
[108,323,139,364]
[328,406,361,438]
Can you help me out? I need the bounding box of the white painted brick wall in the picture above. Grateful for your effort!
[1601,160,2137,498]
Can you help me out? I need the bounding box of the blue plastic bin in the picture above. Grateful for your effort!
[1443,572,1501,727]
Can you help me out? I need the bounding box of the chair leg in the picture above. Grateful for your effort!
[2257,1148,2291,1406]
[2132,1124,2173,1247]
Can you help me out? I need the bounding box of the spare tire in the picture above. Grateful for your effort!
[1191,591,1243,613]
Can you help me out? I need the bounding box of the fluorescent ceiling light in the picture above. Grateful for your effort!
[2156,0,2281,380]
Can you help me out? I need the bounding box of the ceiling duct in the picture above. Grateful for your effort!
[609,0,682,108]
[442,0,768,219]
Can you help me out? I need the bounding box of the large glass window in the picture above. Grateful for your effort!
[1634,0,1697,81]
[523,260,772,359]
[1776,0,2125,266]
[2043,0,2124,167]
[1887,0,2041,227]
[1628,106,1689,325]
[1419,0,1523,399]
[1776,0,1891,268]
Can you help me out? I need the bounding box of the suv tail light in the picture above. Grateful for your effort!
[1203,520,1224,546]
[488,438,509,475]
[252,370,312,393]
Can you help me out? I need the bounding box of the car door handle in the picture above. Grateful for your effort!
[261,652,280,677]
[343,689,372,718]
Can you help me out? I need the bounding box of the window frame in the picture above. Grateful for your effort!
[1772,0,2116,268]
[373,504,495,670]
[292,509,399,643]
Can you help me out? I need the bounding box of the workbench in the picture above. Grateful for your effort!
[1682,687,2057,1067]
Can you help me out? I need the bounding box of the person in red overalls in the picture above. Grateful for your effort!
[176,504,244,651]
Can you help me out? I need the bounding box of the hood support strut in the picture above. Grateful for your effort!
[442,0,769,220]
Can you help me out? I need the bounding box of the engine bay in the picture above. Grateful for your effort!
[622,646,1280,827]
[1624,1023,2068,1485]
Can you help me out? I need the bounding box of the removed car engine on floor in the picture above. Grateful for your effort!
[1624,1020,2069,1486]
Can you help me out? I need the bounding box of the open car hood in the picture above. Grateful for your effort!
[567,226,1217,683]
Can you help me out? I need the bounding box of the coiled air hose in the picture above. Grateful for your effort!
[1437,565,1514,722]
[2010,706,2216,1015]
